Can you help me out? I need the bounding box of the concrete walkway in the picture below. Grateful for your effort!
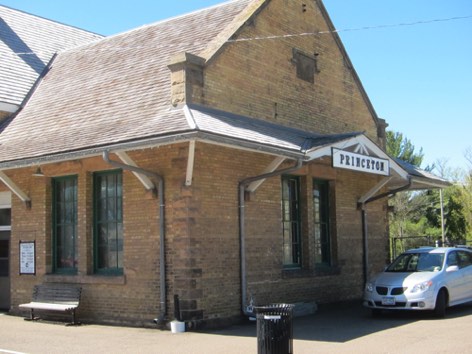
[2,301,472,353]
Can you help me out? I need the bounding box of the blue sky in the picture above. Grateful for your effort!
[2,0,471,172]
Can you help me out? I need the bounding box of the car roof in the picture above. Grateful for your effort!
[404,246,472,254]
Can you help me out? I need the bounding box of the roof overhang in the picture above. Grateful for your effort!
[305,133,408,179]
[304,132,450,194]
[0,102,19,114]
[0,105,449,195]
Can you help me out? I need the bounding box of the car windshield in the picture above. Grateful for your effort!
[386,252,445,272]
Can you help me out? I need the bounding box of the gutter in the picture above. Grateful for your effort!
[0,131,304,171]
[102,151,167,325]
[238,159,303,317]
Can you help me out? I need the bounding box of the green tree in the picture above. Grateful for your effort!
[424,187,467,244]
[386,131,424,166]
[386,131,428,255]
[387,131,470,254]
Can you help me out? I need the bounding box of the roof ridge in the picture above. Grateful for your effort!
[198,0,266,62]
[0,4,103,37]
[72,0,247,47]
[58,0,250,56]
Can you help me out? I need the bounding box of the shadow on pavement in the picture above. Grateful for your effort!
[205,300,472,343]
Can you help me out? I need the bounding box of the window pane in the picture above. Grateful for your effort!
[53,177,77,273]
[0,209,11,227]
[281,176,301,267]
[0,239,8,258]
[95,171,123,273]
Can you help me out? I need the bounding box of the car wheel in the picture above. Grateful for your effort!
[433,289,447,318]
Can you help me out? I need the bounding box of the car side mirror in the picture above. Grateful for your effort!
[446,265,459,272]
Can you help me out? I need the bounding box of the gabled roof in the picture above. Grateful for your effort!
[0,5,102,110]
[0,0,253,162]
[0,0,448,192]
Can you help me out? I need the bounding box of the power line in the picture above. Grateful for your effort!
[3,14,471,55]
[228,14,472,43]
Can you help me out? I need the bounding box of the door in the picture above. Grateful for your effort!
[445,251,465,303]
[0,192,11,310]
[456,250,472,302]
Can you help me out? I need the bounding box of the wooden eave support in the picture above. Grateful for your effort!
[115,151,155,191]
[185,140,195,187]
[358,176,393,206]
[246,156,286,193]
[0,171,31,207]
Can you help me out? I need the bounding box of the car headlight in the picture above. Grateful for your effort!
[411,280,433,293]
[365,282,374,292]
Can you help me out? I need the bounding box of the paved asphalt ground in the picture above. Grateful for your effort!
[2,301,472,354]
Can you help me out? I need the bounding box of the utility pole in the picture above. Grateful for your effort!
[439,189,445,245]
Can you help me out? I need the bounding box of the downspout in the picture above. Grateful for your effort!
[102,151,167,324]
[238,158,303,317]
[359,178,412,285]
[360,204,369,286]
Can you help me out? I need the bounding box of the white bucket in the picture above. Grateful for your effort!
[170,320,185,333]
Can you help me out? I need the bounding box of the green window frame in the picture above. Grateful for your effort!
[52,176,78,274]
[93,170,123,275]
[282,175,301,268]
[313,179,331,266]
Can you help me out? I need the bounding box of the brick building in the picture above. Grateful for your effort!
[0,0,448,327]
[0,4,101,312]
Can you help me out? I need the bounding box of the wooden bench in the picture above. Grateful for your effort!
[19,284,82,325]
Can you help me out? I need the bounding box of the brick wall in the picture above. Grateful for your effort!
[8,156,166,325]
[199,0,379,142]
[5,0,390,327]
[6,142,388,327]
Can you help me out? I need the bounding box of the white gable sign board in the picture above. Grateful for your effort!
[332,148,390,176]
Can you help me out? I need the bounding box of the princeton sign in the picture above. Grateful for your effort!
[332,148,390,176]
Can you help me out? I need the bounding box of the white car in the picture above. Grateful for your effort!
[363,246,472,317]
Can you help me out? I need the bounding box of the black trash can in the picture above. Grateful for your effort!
[255,303,294,354]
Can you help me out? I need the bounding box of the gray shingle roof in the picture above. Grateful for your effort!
[394,158,450,188]
[0,0,252,163]
[0,2,451,191]
[0,5,103,108]
[0,102,361,168]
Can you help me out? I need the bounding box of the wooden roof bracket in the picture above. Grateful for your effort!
[0,171,31,208]
[185,140,196,187]
[113,151,155,191]
[246,156,286,193]
[357,176,393,207]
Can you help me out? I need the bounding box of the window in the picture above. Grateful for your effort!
[94,170,123,274]
[292,48,319,83]
[0,202,11,277]
[447,251,458,267]
[0,237,8,277]
[0,209,11,228]
[282,175,301,268]
[52,176,77,273]
[457,251,472,268]
[313,179,331,266]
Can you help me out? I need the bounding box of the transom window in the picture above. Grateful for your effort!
[52,176,78,273]
[94,170,123,274]
[282,175,301,268]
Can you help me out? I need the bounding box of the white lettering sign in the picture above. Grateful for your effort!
[332,148,390,176]
[20,241,36,275]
